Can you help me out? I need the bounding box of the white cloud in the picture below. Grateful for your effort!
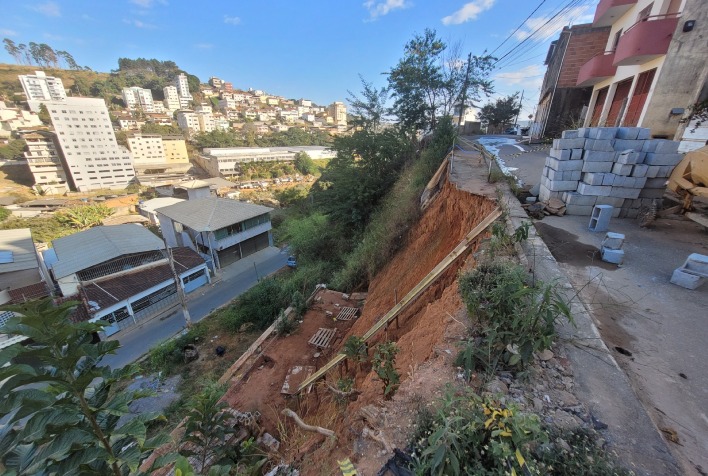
[442,0,495,25]
[1,29,18,36]
[32,1,61,17]
[363,0,411,20]
[224,15,241,25]
[195,43,214,49]
[494,65,544,85]
[514,6,594,42]
[129,0,167,7]
[123,18,157,29]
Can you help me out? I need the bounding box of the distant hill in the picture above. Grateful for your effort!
[0,63,109,99]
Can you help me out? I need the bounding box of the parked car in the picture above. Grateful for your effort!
[504,126,520,135]
[286,256,297,268]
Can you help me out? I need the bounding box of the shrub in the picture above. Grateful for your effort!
[372,342,400,399]
[219,278,289,332]
[536,428,633,475]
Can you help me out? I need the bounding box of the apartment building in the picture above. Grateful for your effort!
[19,71,67,112]
[127,133,164,163]
[0,101,42,137]
[579,0,707,142]
[163,85,181,111]
[209,76,223,88]
[121,87,155,113]
[174,73,193,108]
[46,97,135,191]
[22,130,70,194]
[163,135,189,162]
[127,133,190,175]
[176,110,200,135]
[328,102,347,126]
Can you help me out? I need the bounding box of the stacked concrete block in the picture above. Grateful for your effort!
[670,253,708,290]
[537,127,683,217]
[600,232,625,265]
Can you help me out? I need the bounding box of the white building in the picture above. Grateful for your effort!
[209,77,223,88]
[0,101,42,137]
[19,71,67,112]
[22,130,70,194]
[121,87,155,113]
[175,73,193,108]
[176,110,201,135]
[46,97,136,191]
[127,133,165,164]
[163,85,181,111]
[195,146,335,178]
[298,99,312,107]
[328,101,347,126]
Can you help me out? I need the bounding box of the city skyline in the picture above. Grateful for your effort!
[1,0,599,120]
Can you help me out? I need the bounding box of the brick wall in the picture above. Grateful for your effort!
[558,26,611,88]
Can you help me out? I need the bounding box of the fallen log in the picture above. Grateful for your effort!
[325,383,361,398]
[281,409,335,438]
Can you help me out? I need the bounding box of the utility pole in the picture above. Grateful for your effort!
[514,89,524,128]
[164,243,192,328]
[457,52,473,128]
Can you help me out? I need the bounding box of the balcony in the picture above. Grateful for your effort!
[614,14,679,66]
[593,0,637,27]
[577,52,617,87]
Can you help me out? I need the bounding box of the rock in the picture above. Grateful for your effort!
[484,378,509,395]
[556,437,571,453]
[555,390,579,407]
[538,349,554,361]
[551,410,583,431]
[533,397,544,412]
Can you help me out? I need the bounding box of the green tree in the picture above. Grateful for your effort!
[294,152,317,175]
[478,93,521,130]
[141,123,182,135]
[0,299,174,476]
[55,203,114,230]
[3,38,22,64]
[37,103,51,125]
[0,139,26,161]
[372,342,400,399]
[347,76,389,132]
[0,206,10,221]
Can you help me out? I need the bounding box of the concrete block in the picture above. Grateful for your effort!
[582,161,614,173]
[644,153,682,166]
[561,130,578,139]
[684,253,708,276]
[564,192,597,206]
[571,148,584,160]
[612,176,628,187]
[547,180,579,192]
[616,150,641,165]
[554,137,586,149]
[631,164,648,177]
[589,204,614,231]
[611,207,621,218]
[638,187,666,199]
[655,140,680,154]
[610,187,641,199]
[585,139,615,151]
[612,163,633,175]
[577,127,591,138]
[550,148,571,160]
[637,128,651,140]
[584,150,615,162]
[642,139,660,153]
[547,157,584,171]
[645,165,674,178]
[602,232,625,250]
[539,184,562,202]
[565,204,596,216]
[602,173,616,186]
[670,268,703,290]
[644,177,668,188]
[583,172,605,185]
[615,127,641,140]
[596,197,625,207]
[578,182,612,196]
[601,247,624,265]
[613,139,644,151]
[632,177,647,188]
[590,127,618,140]
[568,170,582,181]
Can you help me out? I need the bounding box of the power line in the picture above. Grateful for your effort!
[489,0,549,56]
[494,52,546,70]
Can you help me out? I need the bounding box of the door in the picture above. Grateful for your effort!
[590,87,609,126]
[605,78,633,127]
[623,69,656,126]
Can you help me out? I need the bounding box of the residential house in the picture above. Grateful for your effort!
[156,197,273,269]
[138,197,185,225]
[44,224,209,336]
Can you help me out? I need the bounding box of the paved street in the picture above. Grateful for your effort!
[102,246,289,369]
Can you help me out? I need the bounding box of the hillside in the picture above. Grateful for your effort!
[0,63,109,98]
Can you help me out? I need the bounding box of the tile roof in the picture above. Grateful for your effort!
[155,197,272,232]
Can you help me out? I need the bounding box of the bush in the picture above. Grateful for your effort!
[0,206,9,222]
[219,278,289,332]
[372,342,400,399]
[148,323,208,373]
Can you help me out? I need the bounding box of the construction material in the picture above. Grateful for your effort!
[308,328,337,349]
[588,205,613,232]
[600,232,625,265]
[670,253,708,290]
[281,409,335,438]
[281,365,315,395]
[296,207,502,393]
[336,307,359,321]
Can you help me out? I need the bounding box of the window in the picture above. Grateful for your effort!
[612,29,622,51]
[637,4,652,21]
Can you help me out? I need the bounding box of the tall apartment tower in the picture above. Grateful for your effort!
[163,85,181,111]
[45,98,136,191]
[328,101,347,126]
[22,130,70,195]
[174,73,193,108]
[19,71,67,112]
[122,87,156,113]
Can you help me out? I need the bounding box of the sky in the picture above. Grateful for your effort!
[0,0,599,120]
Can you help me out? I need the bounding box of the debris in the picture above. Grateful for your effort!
[660,427,681,444]
[257,432,280,452]
[378,448,414,476]
[215,345,226,357]
[281,409,335,438]
[325,382,361,399]
[183,344,199,363]
[538,349,554,361]
[363,426,393,453]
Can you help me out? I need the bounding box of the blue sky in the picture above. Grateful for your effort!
[0,0,599,119]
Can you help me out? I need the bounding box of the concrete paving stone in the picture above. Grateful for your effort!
[565,204,596,215]
[615,127,641,140]
[637,127,651,139]
[595,196,625,207]
[564,192,598,206]
[644,153,682,166]
[550,147,572,160]
[639,187,666,199]
[670,268,703,290]
[584,150,615,162]
[612,163,633,175]
[590,127,618,140]
[571,148,584,160]
[631,164,648,177]
[582,161,614,173]
[655,140,680,154]
[554,137,586,149]
[613,139,644,151]
[616,150,641,165]
[583,172,605,185]
[547,157,584,171]
[585,139,615,151]
[610,187,641,199]
[644,177,668,188]
[562,130,578,139]
[577,182,612,196]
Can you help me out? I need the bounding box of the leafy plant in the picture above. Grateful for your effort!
[372,342,400,399]
[334,377,355,404]
[342,336,369,365]
[536,428,633,475]
[0,299,175,475]
[55,203,115,230]
[275,310,297,336]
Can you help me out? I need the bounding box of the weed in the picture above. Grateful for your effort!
[275,310,298,336]
[342,335,369,365]
[372,342,400,399]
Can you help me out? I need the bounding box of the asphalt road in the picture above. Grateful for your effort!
[102,246,289,369]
